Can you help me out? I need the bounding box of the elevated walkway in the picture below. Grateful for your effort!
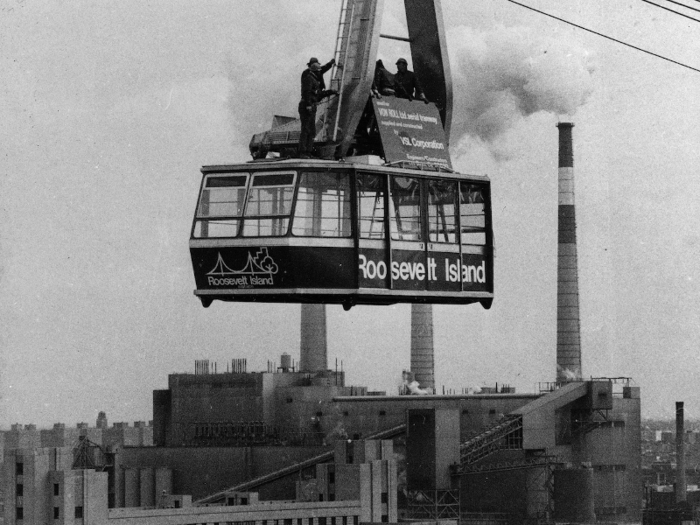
[195,423,406,505]
[458,381,596,471]
[459,415,523,469]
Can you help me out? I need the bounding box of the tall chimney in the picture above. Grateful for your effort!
[299,304,327,372]
[411,304,435,391]
[676,401,687,502]
[556,122,582,382]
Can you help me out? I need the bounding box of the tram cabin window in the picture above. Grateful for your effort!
[357,173,386,239]
[193,174,248,238]
[460,183,486,245]
[390,176,422,241]
[293,172,351,237]
[243,172,296,237]
[428,180,458,243]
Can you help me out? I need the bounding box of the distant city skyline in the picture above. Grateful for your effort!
[2,0,699,426]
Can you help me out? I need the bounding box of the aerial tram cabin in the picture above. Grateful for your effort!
[189,0,494,310]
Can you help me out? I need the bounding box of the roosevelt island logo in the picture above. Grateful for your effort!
[206,248,279,287]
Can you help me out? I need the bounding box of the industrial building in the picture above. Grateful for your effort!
[1,122,643,524]
[2,439,396,525]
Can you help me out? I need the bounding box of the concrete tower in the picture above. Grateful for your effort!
[411,304,435,390]
[556,122,582,382]
[676,401,687,503]
[299,304,327,372]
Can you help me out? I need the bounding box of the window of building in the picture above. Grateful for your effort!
[16,484,23,497]
[240,497,247,504]
[381,516,388,523]
[329,472,335,483]
[287,398,293,403]
[284,519,293,525]
[489,409,496,415]
[329,494,335,501]
[16,507,24,520]
[16,462,23,476]
[331,518,336,525]
[319,493,324,502]
[293,172,351,238]
[381,492,388,503]
[343,411,349,417]
[462,409,469,414]
[316,411,323,417]
[75,506,83,519]
[319,518,327,525]
[54,507,60,519]
[174,500,181,509]
[353,516,359,525]
[379,410,386,416]
[357,173,386,239]
[54,483,60,496]
[242,172,296,237]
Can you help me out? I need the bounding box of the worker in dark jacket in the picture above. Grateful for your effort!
[298,57,336,158]
[393,58,428,103]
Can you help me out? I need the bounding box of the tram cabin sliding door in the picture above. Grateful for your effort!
[356,172,390,289]
[388,176,427,292]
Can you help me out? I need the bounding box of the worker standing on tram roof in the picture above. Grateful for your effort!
[298,57,336,158]
[393,58,429,104]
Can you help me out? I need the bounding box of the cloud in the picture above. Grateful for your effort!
[449,25,596,144]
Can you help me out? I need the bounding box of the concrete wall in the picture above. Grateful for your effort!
[2,447,75,525]
[106,499,363,525]
[336,394,538,440]
[118,446,327,501]
[575,390,642,522]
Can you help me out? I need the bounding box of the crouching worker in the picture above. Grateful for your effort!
[394,57,428,103]
[298,57,337,158]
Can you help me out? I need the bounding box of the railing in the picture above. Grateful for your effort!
[195,423,406,505]
[405,489,459,520]
[459,416,523,469]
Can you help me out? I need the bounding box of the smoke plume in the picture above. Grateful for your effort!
[449,25,595,144]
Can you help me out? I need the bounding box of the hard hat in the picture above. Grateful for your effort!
[307,57,321,66]
[396,58,408,65]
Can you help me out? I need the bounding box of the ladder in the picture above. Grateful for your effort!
[323,0,367,142]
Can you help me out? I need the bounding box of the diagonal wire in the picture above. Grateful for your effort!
[504,0,700,74]
[641,0,700,22]
[658,0,700,14]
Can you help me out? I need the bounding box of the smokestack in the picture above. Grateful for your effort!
[676,401,687,503]
[299,304,327,372]
[556,122,583,383]
[411,304,435,391]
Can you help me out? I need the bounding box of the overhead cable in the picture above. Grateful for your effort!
[504,0,700,74]
[658,0,700,14]
[641,0,700,22]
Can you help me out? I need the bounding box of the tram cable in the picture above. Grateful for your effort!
[504,0,700,74]
[656,0,700,15]
[640,0,700,23]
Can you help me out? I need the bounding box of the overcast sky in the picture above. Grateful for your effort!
[2,0,699,427]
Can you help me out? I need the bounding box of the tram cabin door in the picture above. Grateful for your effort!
[387,175,462,296]
[356,172,460,298]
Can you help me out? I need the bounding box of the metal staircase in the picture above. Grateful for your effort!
[194,422,406,505]
[458,415,524,469]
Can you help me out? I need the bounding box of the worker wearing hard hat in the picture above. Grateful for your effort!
[298,57,337,158]
[393,58,429,103]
